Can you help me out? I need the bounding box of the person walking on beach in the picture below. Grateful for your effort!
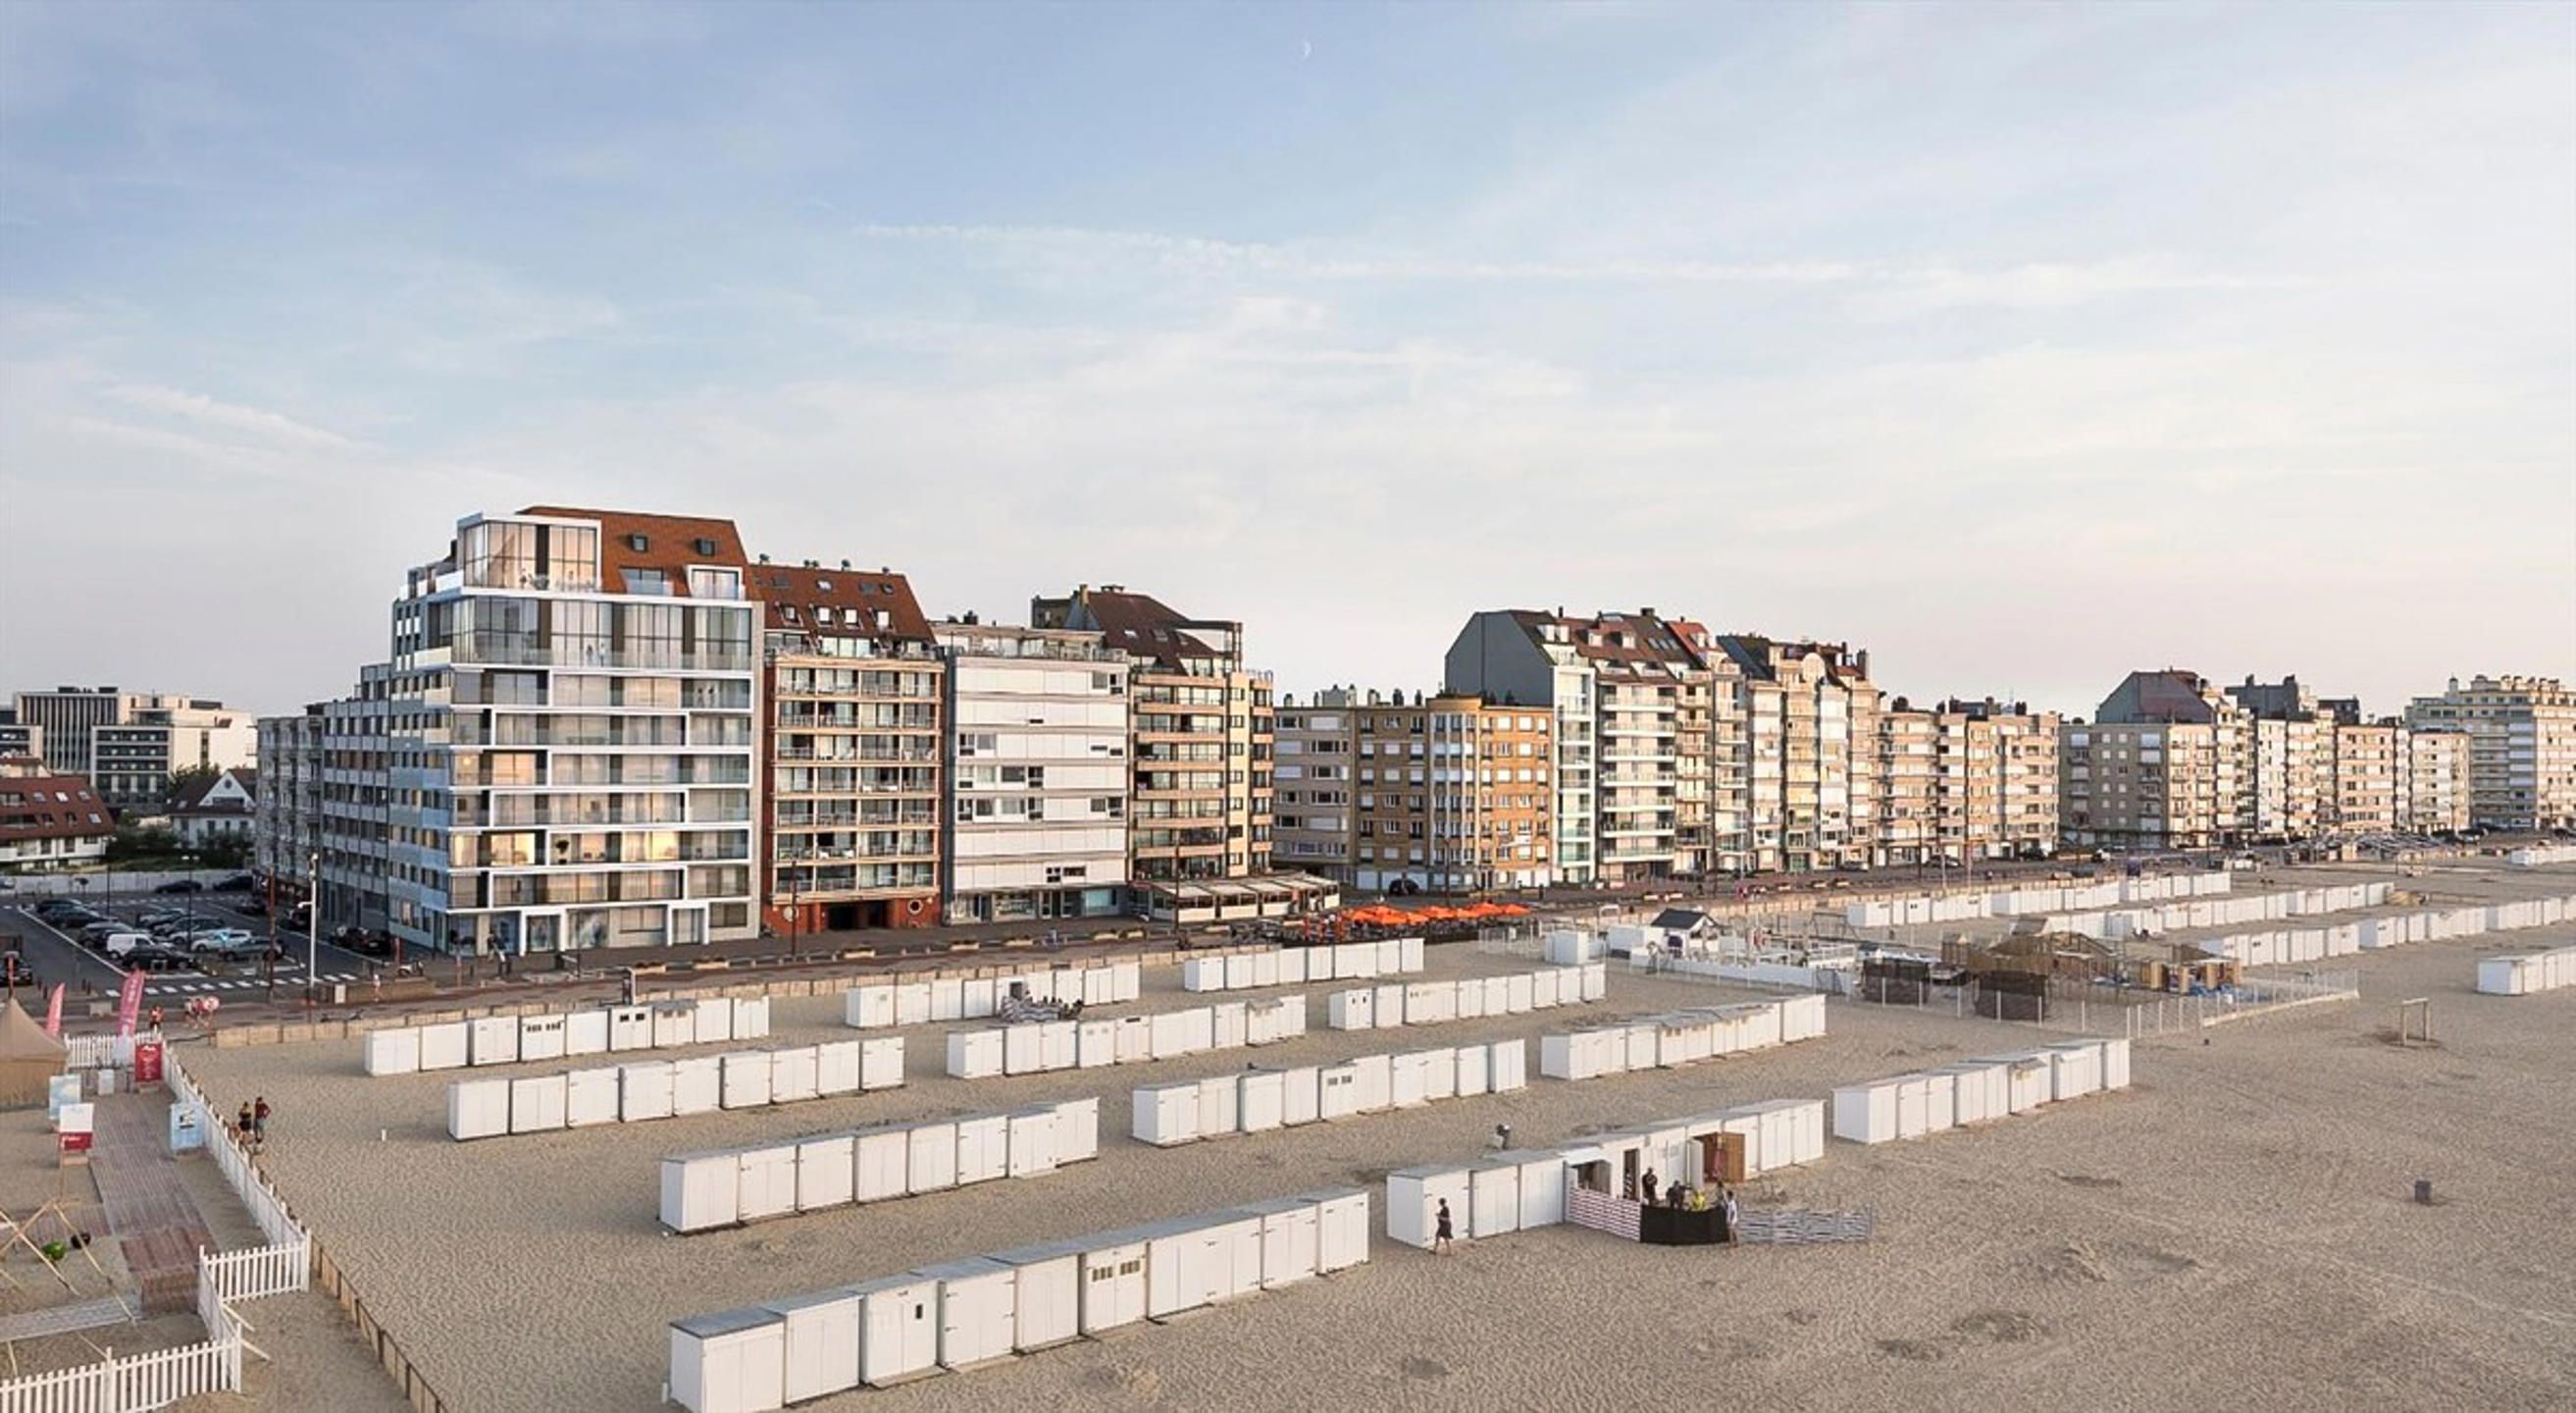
[1721,1185,1740,1244]
[1433,1199,1455,1254]
[252,1096,271,1144]
[237,1102,255,1147]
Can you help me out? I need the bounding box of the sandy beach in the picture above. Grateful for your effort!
[178,862,2576,1412]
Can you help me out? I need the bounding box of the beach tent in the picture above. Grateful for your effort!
[0,1001,68,1109]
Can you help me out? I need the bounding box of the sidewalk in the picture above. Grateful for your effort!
[86,1094,213,1315]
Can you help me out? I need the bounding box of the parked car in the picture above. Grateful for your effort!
[33,899,86,918]
[121,944,201,972]
[155,917,228,940]
[186,928,256,954]
[100,931,153,958]
[154,879,204,894]
[213,873,254,892]
[78,920,127,940]
[236,898,269,916]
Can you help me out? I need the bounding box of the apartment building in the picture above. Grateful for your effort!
[2227,677,2334,842]
[12,687,255,806]
[1703,635,1881,873]
[1875,697,2060,865]
[1030,587,1273,884]
[363,507,765,955]
[758,563,944,933]
[1273,689,1358,880]
[1443,612,1598,884]
[2328,718,2404,835]
[1448,609,1699,884]
[2406,676,2576,831]
[2063,669,2253,850]
[1351,692,1552,893]
[254,709,324,896]
[935,618,1132,923]
[0,757,114,870]
[2405,728,2474,835]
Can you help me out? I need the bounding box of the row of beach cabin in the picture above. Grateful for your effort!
[660,1097,1102,1233]
[2197,891,2576,966]
[448,1039,903,1141]
[844,962,1142,1030]
[1830,1037,2131,1145]
[1841,870,2233,929]
[2477,944,2576,996]
[1182,937,1426,992]
[1385,1097,1830,1247]
[365,997,773,1076]
[669,1188,1370,1412]
[944,994,1310,1079]
[1538,994,1827,1080]
[1130,1039,1530,1146]
[1324,962,1607,1030]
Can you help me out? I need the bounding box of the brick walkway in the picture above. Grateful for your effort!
[87,1094,213,1315]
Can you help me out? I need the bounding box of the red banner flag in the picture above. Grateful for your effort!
[116,970,146,1039]
[44,983,64,1038]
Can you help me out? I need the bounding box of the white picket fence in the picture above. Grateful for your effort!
[0,1051,310,1413]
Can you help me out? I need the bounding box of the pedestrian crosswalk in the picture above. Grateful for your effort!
[143,972,367,995]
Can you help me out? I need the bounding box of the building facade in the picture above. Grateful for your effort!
[1875,697,2060,865]
[2328,719,2404,836]
[1705,635,1881,874]
[11,688,254,805]
[2404,728,2474,835]
[1273,689,1359,880]
[1031,588,1273,885]
[936,619,1132,923]
[254,710,325,896]
[2063,669,2256,851]
[1443,612,1598,885]
[759,564,944,934]
[2227,677,2334,842]
[0,712,41,764]
[372,507,764,955]
[1351,692,1552,893]
[2405,676,2576,831]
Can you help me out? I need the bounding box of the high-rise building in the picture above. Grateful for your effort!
[1273,688,1360,880]
[1444,613,1599,884]
[327,507,768,956]
[10,687,254,806]
[1349,691,1552,893]
[2328,718,2404,836]
[1875,697,2061,865]
[2405,676,2576,831]
[756,563,944,933]
[2062,669,2253,850]
[2404,728,2474,835]
[1030,587,1273,884]
[2227,677,2335,842]
[1700,634,1882,874]
[935,617,1132,923]
[254,709,325,898]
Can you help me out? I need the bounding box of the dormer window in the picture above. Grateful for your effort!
[782,605,800,622]
[625,533,649,552]
[816,578,832,592]
[693,537,717,556]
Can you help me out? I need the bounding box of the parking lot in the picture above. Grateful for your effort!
[2,882,385,1002]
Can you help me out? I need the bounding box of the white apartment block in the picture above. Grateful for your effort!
[2405,728,2474,835]
[373,507,764,955]
[1875,698,2060,865]
[937,620,1132,923]
[2406,675,2576,831]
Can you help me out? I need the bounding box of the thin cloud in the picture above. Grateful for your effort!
[104,382,371,452]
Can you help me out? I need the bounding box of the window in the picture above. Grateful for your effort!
[626,533,649,551]
[693,537,717,556]
[816,579,832,592]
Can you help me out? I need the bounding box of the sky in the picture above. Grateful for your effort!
[2,2,2571,720]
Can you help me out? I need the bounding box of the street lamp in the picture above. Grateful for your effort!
[306,849,320,1003]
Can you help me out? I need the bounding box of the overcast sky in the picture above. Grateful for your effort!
[3,3,2570,720]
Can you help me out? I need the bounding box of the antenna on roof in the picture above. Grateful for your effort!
[841,559,851,571]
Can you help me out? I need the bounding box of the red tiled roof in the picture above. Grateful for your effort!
[753,564,934,642]
[518,505,754,596]
[0,768,115,844]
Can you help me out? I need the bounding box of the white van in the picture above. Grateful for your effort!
[102,931,152,958]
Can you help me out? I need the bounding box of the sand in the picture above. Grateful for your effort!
[180,864,2576,1413]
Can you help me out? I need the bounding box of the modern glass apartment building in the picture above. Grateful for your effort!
[374,507,764,955]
